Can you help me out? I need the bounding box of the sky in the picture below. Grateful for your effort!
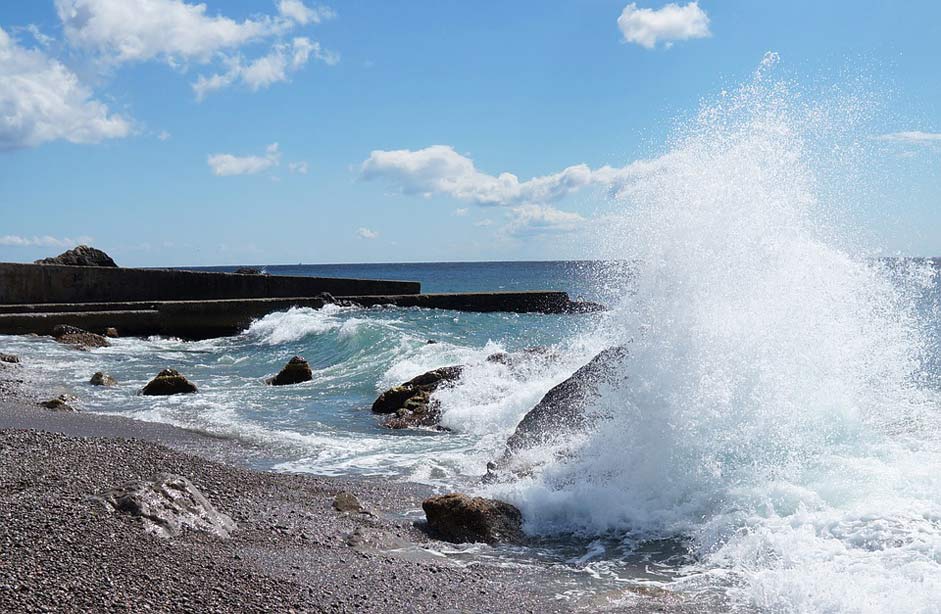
[1,0,939,267]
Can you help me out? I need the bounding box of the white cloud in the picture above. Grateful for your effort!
[0,27,130,150]
[617,2,710,49]
[357,227,378,239]
[453,208,469,216]
[876,131,941,144]
[0,234,93,247]
[504,205,585,237]
[193,37,336,100]
[208,142,280,176]
[157,130,171,141]
[288,160,309,174]
[278,0,335,26]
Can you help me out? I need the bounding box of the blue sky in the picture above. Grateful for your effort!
[1,0,939,266]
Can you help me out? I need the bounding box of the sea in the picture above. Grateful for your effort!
[5,55,941,612]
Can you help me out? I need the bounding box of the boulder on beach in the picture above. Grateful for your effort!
[38,394,78,412]
[35,245,117,267]
[104,327,119,338]
[422,493,524,545]
[371,365,464,429]
[333,491,364,514]
[485,346,628,482]
[0,353,19,364]
[266,356,313,386]
[140,369,197,396]
[98,473,236,538]
[90,371,118,387]
[52,324,111,349]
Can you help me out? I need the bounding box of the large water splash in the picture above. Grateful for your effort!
[498,55,941,611]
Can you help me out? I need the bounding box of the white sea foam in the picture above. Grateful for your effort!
[493,55,941,612]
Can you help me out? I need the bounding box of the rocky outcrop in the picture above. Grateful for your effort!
[422,493,524,545]
[35,245,117,267]
[104,327,119,338]
[52,324,111,349]
[0,353,18,364]
[90,371,117,387]
[140,369,197,396]
[485,347,628,482]
[266,356,313,386]
[371,366,463,429]
[38,394,78,412]
[98,473,235,538]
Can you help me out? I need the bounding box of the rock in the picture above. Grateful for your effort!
[38,394,78,412]
[422,493,524,545]
[333,491,364,513]
[485,347,628,482]
[104,327,119,338]
[35,245,117,267]
[51,324,111,349]
[98,473,235,538]
[234,267,263,274]
[266,356,313,386]
[0,353,18,364]
[90,371,117,387]
[371,366,463,429]
[140,369,197,396]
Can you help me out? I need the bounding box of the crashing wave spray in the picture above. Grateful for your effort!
[500,54,941,612]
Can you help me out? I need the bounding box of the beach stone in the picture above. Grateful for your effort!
[35,244,117,267]
[485,346,628,482]
[266,356,313,386]
[51,324,111,349]
[422,493,524,545]
[371,366,463,429]
[38,394,78,412]
[0,353,18,364]
[141,369,197,395]
[104,327,119,338]
[98,473,235,538]
[90,371,117,387]
[333,491,364,513]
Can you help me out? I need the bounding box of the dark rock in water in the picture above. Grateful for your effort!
[0,353,19,364]
[333,491,364,513]
[104,327,119,338]
[234,267,263,274]
[98,473,235,538]
[426,339,438,345]
[422,493,524,545]
[141,369,197,395]
[51,324,111,349]
[485,347,628,482]
[266,356,313,386]
[90,371,117,387]
[35,245,117,267]
[39,394,78,412]
[371,366,463,429]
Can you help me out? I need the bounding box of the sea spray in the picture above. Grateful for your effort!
[495,55,941,611]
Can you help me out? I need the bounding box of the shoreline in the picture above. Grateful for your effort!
[0,353,694,613]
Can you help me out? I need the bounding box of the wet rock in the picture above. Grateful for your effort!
[266,356,313,386]
[38,394,78,412]
[104,327,119,338]
[485,347,628,482]
[90,371,117,387]
[52,324,111,349]
[35,245,117,267]
[140,369,197,396]
[0,353,18,364]
[371,366,463,429]
[333,491,364,513]
[422,493,524,545]
[234,267,263,274]
[98,473,235,538]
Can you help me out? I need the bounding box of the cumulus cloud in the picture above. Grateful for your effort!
[617,1,710,49]
[0,234,93,247]
[876,131,941,144]
[0,27,130,150]
[357,227,378,239]
[504,205,585,237]
[288,160,309,174]
[157,130,171,141]
[193,37,336,100]
[278,0,335,26]
[208,142,280,176]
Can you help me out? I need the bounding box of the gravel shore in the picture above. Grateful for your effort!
[0,354,695,613]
